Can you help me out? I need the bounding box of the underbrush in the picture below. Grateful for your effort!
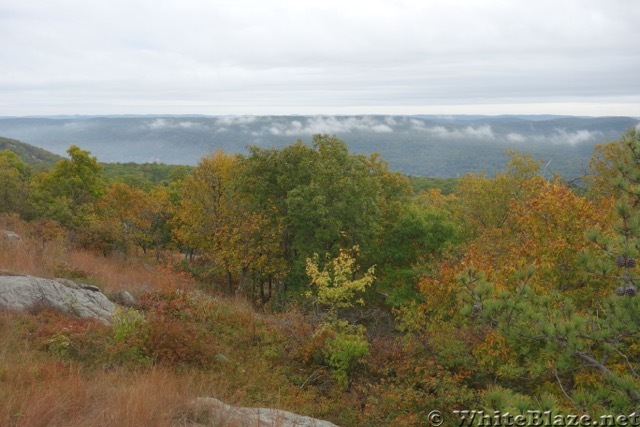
[0,310,195,426]
[0,291,367,426]
[0,216,447,426]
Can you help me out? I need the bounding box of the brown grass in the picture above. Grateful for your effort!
[0,216,192,296]
[0,364,200,426]
[65,250,191,295]
[0,311,182,426]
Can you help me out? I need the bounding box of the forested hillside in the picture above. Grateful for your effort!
[0,115,636,178]
[2,130,640,425]
[0,136,63,169]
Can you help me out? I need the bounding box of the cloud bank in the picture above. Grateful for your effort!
[0,1,639,116]
[266,116,394,136]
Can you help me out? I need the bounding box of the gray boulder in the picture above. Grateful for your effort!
[190,397,341,427]
[0,276,116,323]
[0,230,21,244]
[0,230,21,240]
[112,290,137,307]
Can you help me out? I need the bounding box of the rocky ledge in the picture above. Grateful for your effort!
[0,275,116,323]
[189,397,341,427]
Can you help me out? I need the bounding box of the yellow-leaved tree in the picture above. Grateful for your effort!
[174,150,281,295]
[305,246,375,388]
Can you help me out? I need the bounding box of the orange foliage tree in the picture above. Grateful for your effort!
[402,149,640,416]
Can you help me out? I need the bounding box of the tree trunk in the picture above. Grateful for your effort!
[226,270,232,294]
[260,278,265,303]
[236,266,248,296]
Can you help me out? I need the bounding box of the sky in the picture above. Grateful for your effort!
[1,0,639,117]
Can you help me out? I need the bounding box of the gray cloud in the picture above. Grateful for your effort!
[0,0,639,115]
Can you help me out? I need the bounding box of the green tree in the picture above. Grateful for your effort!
[240,135,411,293]
[584,128,640,296]
[0,150,31,216]
[373,198,459,305]
[138,186,174,260]
[31,145,104,227]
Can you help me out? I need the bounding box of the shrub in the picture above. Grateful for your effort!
[320,320,369,389]
[26,309,111,364]
[112,307,147,343]
[136,290,218,367]
[107,307,152,366]
[143,313,216,367]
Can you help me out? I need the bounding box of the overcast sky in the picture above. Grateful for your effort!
[1,0,639,117]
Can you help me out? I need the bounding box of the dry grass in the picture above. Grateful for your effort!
[65,250,191,295]
[0,365,200,426]
[0,216,193,296]
[0,311,191,426]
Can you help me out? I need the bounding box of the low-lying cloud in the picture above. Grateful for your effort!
[266,116,394,136]
[545,129,602,145]
[505,129,603,145]
[506,132,527,143]
[215,116,257,126]
[137,116,612,149]
[420,124,496,140]
[145,119,205,130]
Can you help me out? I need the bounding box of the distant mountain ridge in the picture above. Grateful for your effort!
[0,115,637,178]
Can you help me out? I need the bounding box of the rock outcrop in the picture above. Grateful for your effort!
[113,289,137,307]
[190,397,341,427]
[0,275,116,323]
[0,230,21,242]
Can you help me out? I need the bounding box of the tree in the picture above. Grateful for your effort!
[240,135,411,293]
[138,186,174,261]
[93,182,144,253]
[586,133,637,200]
[454,151,541,237]
[373,193,460,305]
[83,183,173,258]
[584,129,640,296]
[31,145,104,228]
[305,247,375,388]
[400,147,640,416]
[174,151,278,294]
[306,246,375,315]
[0,150,30,216]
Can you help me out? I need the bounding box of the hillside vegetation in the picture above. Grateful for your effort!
[1,136,193,190]
[0,136,63,169]
[1,130,640,425]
